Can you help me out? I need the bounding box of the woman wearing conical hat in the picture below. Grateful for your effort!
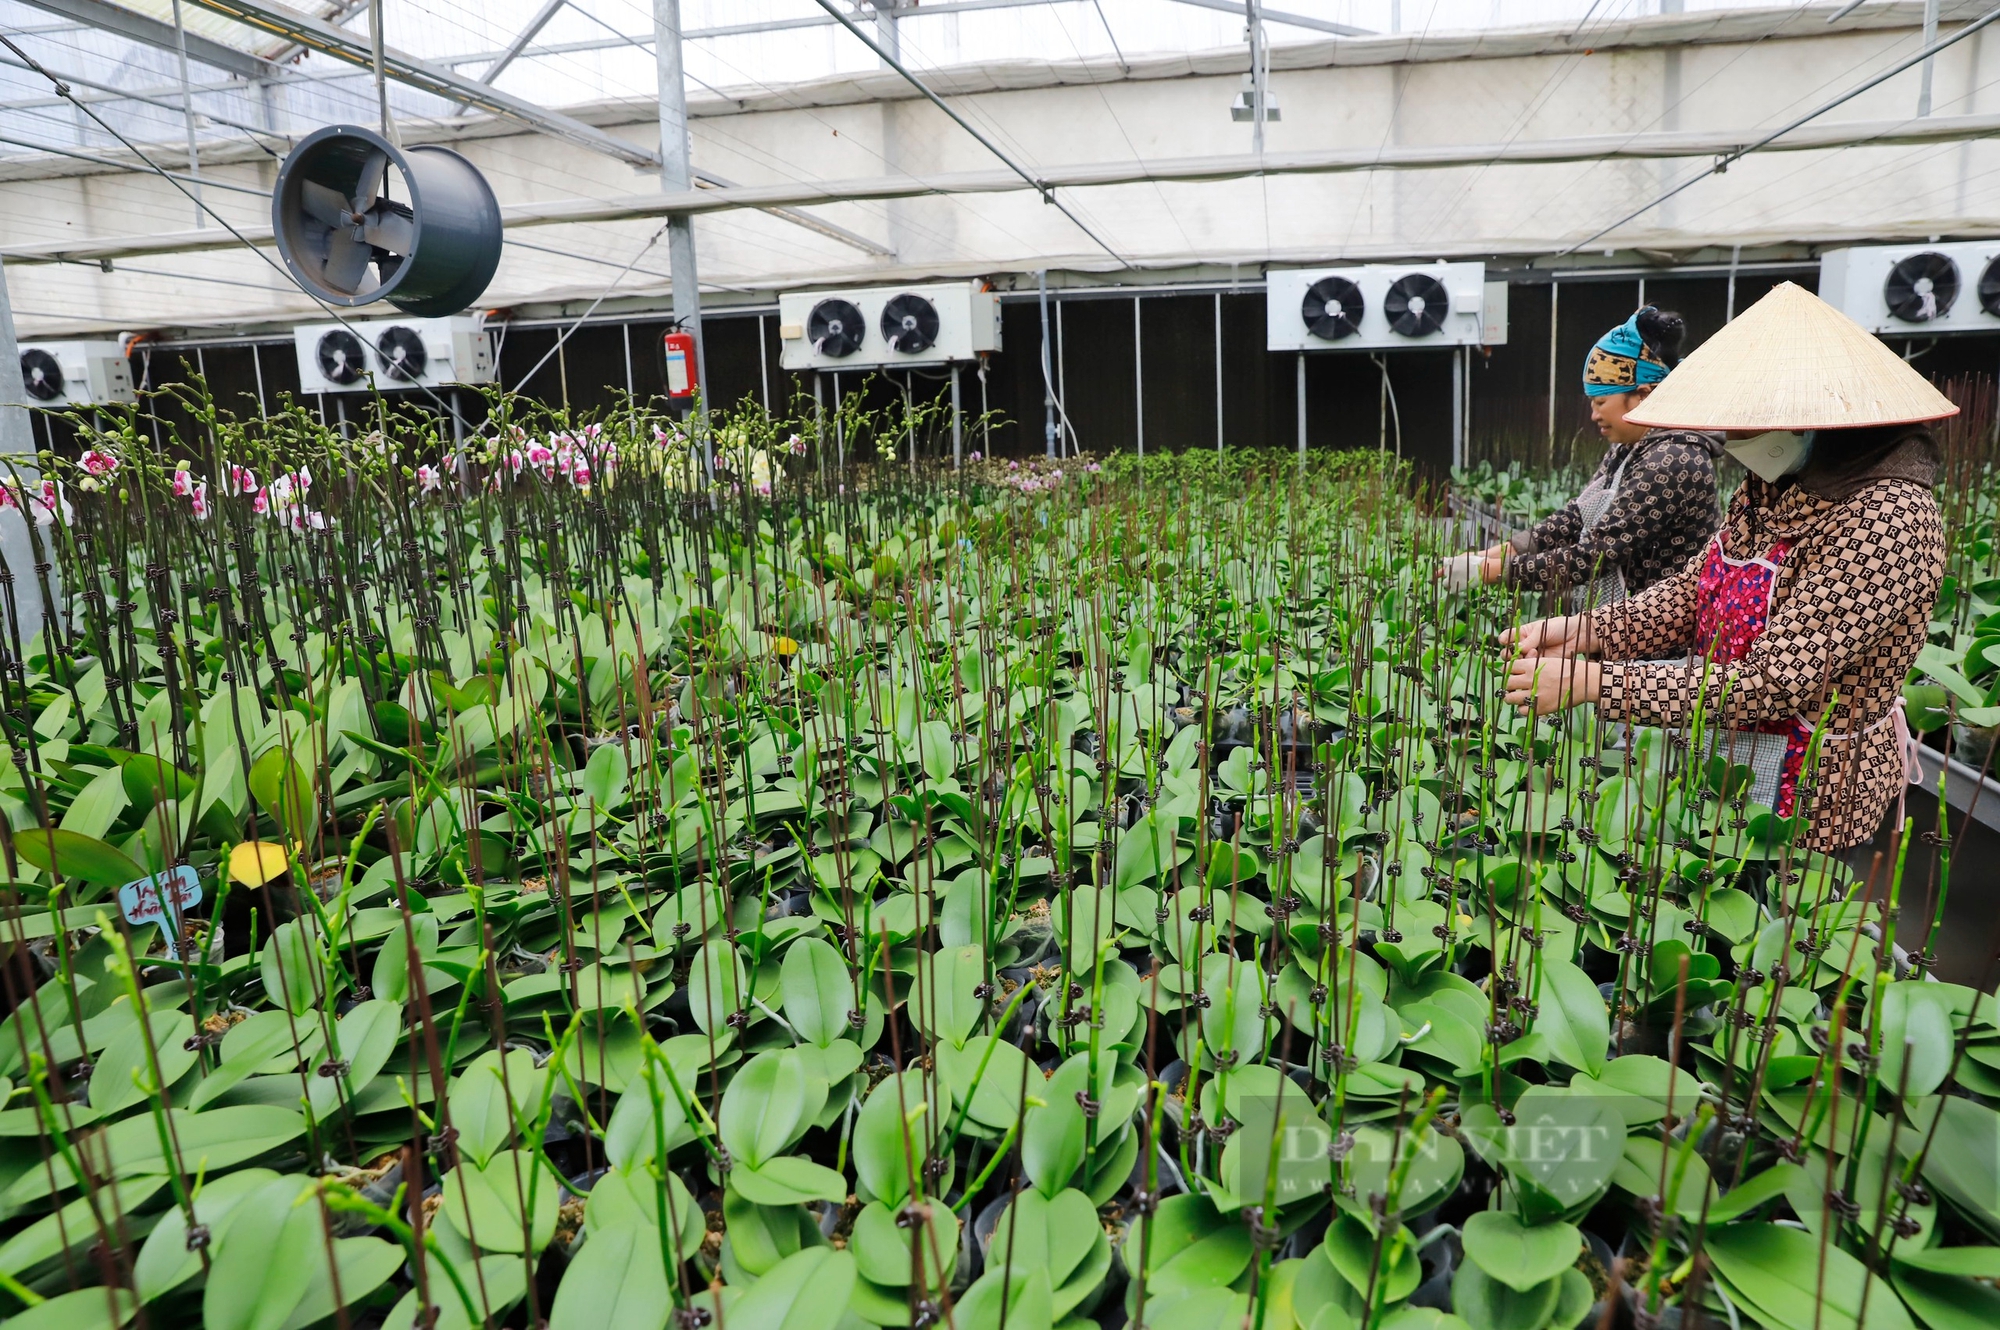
[1443,306,1725,604]
[1501,282,1951,852]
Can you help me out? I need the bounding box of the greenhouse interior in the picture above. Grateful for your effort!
[8,1,2000,1328]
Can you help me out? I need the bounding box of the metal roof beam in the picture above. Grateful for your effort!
[471,0,567,90]
[0,71,266,112]
[258,0,371,66]
[0,51,296,144]
[13,107,2000,265]
[0,132,267,192]
[1163,0,1372,37]
[179,0,662,168]
[432,0,1082,66]
[15,0,278,80]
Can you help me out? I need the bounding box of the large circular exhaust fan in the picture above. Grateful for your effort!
[272,125,503,317]
[808,299,866,358]
[1885,251,1959,324]
[1384,273,1449,337]
[1301,276,1363,341]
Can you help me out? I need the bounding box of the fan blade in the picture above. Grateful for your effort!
[362,209,414,254]
[323,229,375,293]
[351,149,390,213]
[300,180,350,228]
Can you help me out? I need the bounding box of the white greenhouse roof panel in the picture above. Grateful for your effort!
[0,0,1990,333]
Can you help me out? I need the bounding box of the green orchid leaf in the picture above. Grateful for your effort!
[1459,1210,1582,1293]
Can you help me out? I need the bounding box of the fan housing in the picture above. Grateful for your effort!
[777,283,1004,371]
[1884,251,1959,323]
[292,317,495,394]
[19,349,63,402]
[808,299,867,358]
[881,294,941,354]
[375,325,429,382]
[1301,276,1364,341]
[1981,257,2000,318]
[1265,265,1495,352]
[316,329,368,385]
[1384,273,1450,337]
[273,125,503,317]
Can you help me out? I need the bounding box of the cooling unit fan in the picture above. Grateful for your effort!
[374,325,429,382]
[881,293,941,354]
[1384,273,1450,337]
[1978,256,2000,318]
[808,298,867,358]
[19,348,63,402]
[273,125,503,317]
[1884,251,1959,323]
[316,329,369,386]
[1301,276,1364,341]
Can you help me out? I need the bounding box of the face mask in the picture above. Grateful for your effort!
[1725,431,1813,483]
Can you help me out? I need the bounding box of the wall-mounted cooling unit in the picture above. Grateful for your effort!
[1266,263,1503,351]
[18,341,135,407]
[777,282,1002,372]
[293,316,495,393]
[1819,242,2000,336]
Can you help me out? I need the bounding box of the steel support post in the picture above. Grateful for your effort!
[1295,351,1305,471]
[654,0,710,479]
[1133,295,1144,460]
[1214,292,1223,453]
[1920,0,1939,116]
[1545,281,1559,446]
[0,261,50,643]
[1039,270,1056,459]
[170,0,203,226]
[1452,346,1465,471]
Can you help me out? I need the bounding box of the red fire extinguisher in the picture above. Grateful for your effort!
[662,326,699,400]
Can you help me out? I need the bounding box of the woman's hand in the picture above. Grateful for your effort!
[1504,655,1601,715]
[1500,615,1591,657]
[1438,552,1481,592]
[1438,544,1510,592]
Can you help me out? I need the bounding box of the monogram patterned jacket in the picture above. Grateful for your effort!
[1586,471,1945,851]
[1506,430,1725,595]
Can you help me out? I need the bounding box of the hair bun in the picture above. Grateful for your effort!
[1636,307,1688,366]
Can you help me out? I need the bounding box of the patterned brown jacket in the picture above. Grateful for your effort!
[1506,429,1725,595]
[1586,468,1944,851]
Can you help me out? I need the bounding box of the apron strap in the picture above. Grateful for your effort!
[1892,695,1923,831]
[1807,698,1925,832]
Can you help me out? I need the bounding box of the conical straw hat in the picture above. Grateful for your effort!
[1623,281,1958,431]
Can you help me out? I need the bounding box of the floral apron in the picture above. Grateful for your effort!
[1693,535,1810,813]
[1693,534,1924,819]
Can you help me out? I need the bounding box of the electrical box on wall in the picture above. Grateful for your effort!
[18,341,135,407]
[292,316,495,393]
[1820,242,2000,336]
[777,281,1001,372]
[1481,281,1510,347]
[1266,262,1495,351]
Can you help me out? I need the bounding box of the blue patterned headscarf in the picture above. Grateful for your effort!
[1582,307,1670,397]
